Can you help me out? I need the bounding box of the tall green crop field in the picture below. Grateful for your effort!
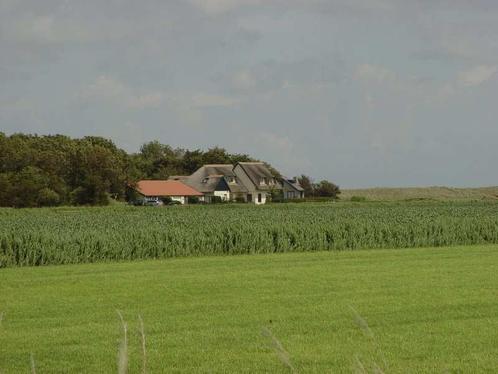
[1,202,498,268]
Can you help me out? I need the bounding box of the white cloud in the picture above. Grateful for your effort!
[432,65,498,102]
[79,76,163,109]
[458,65,498,87]
[190,93,240,108]
[355,64,398,84]
[189,0,263,15]
[258,131,293,154]
[231,70,257,91]
[80,76,128,100]
[128,93,164,109]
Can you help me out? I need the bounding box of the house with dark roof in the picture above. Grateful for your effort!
[232,162,279,204]
[168,162,303,204]
[171,164,248,203]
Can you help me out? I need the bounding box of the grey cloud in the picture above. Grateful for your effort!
[1,0,498,187]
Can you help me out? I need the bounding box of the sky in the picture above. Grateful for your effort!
[1,0,498,188]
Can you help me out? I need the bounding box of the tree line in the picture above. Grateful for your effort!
[0,133,339,207]
[297,175,341,199]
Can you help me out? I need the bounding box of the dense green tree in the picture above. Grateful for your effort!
[314,180,341,199]
[298,175,314,197]
[182,150,205,174]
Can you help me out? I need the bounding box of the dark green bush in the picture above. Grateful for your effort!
[351,196,367,202]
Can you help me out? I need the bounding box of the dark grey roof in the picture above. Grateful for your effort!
[236,162,281,191]
[185,165,247,193]
[184,175,224,193]
[225,176,248,193]
[281,178,304,192]
[199,164,236,177]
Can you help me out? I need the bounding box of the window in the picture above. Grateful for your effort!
[260,177,268,185]
[228,176,236,184]
[258,193,262,203]
[202,177,209,183]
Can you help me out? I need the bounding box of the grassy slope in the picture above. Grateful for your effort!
[341,186,498,201]
[1,246,498,373]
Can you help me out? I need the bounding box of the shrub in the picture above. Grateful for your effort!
[188,196,200,204]
[211,196,223,204]
[351,196,367,202]
[37,188,61,207]
[161,196,172,205]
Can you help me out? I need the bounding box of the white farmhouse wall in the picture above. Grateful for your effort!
[254,192,267,205]
[171,196,185,204]
[214,190,230,201]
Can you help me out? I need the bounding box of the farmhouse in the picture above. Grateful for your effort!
[170,162,304,204]
[133,180,203,205]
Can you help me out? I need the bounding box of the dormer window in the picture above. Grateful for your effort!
[202,177,209,183]
[260,177,268,185]
[228,176,236,184]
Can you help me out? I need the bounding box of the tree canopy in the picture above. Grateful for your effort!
[298,175,341,199]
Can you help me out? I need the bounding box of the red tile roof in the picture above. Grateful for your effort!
[134,180,203,197]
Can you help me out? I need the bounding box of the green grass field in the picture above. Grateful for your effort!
[1,245,498,373]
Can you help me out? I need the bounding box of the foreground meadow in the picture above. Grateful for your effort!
[2,202,498,267]
[1,245,498,372]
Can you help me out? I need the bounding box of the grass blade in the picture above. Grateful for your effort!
[138,314,147,374]
[349,306,387,373]
[116,310,128,374]
[30,353,36,374]
[261,326,297,373]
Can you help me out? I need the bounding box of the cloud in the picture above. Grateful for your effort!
[231,70,257,91]
[355,64,398,85]
[258,131,294,154]
[79,76,164,109]
[189,0,263,15]
[128,93,164,110]
[432,65,498,101]
[458,65,498,87]
[2,14,126,45]
[190,93,241,108]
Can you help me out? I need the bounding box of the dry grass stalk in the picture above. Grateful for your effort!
[138,315,147,374]
[261,327,297,373]
[353,355,367,374]
[116,310,128,374]
[30,353,36,374]
[349,306,387,373]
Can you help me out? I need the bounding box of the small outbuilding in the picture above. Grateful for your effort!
[281,178,305,199]
[133,180,203,205]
